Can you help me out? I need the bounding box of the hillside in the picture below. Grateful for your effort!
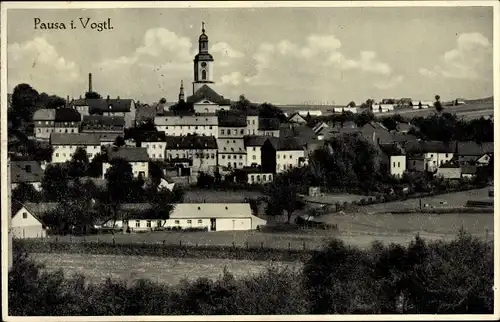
[465,96,493,104]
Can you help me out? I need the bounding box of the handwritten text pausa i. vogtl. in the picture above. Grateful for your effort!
[34,17,114,32]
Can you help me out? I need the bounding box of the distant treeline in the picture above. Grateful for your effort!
[9,231,493,315]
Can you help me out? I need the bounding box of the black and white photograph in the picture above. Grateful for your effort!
[1,1,498,320]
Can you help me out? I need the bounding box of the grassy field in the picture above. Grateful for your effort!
[31,253,301,286]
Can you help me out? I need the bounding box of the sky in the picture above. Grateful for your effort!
[6,6,495,105]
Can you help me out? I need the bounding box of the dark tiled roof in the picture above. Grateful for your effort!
[277,137,304,151]
[87,98,134,113]
[461,165,477,174]
[165,135,218,150]
[82,115,125,128]
[71,98,88,107]
[218,111,247,127]
[404,140,455,154]
[50,133,101,145]
[391,133,419,143]
[258,117,280,131]
[55,108,81,122]
[11,161,43,183]
[439,160,460,169]
[141,131,167,142]
[379,143,405,156]
[12,201,59,221]
[33,109,56,121]
[280,124,316,142]
[246,108,260,116]
[456,141,494,156]
[107,147,149,162]
[244,135,278,147]
[186,85,230,105]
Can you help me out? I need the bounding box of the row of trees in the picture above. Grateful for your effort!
[9,231,493,315]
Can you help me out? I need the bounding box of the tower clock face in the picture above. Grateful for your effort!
[201,62,207,68]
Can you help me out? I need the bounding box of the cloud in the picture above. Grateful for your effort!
[211,42,244,58]
[8,37,83,95]
[220,72,242,86]
[243,34,400,95]
[375,75,404,89]
[419,32,492,80]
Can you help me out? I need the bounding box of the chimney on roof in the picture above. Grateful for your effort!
[88,73,93,93]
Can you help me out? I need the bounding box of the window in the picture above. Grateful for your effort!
[397,162,400,167]
[228,155,231,160]
[202,69,207,80]
[198,219,202,224]
[56,153,59,157]
[250,175,255,182]
[277,154,280,159]
[22,212,28,219]
[253,155,256,160]
[257,175,261,182]
[393,162,396,168]
[253,147,256,151]
[211,154,215,159]
[157,220,162,227]
[289,155,292,159]
[187,220,192,224]
[223,147,227,151]
[135,220,140,228]
[252,120,255,125]
[240,155,243,159]
[222,155,226,159]
[240,129,244,135]
[233,129,237,135]
[221,129,225,135]
[209,126,213,129]
[146,220,152,228]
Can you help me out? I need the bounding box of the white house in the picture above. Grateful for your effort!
[154,112,219,137]
[379,143,407,178]
[105,203,267,232]
[276,137,306,173]
[50,133,102,163]
[140,131,167,160]
[10,202,50,239]
[102,146,150,179]
[404,141,455,172]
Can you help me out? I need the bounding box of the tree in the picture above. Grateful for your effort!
[105,158,135,227]
[85,92,102,99]
[380,117,398,132]
[159,97,167,104]
[265,169,306,223]
[434,95,443,113]
[197,172,215,188]
[169,101,195,114]
[87,152,107,177]
[354,110,375,127]
[11,183,42,203]
[41,164,70,201]
[114,136,125,147]
[37,93,66,109]
[347,101,356,108]
[11,83,39,125]
[259,102,286,122]
[231,94,256,112]
[68,147,90,178]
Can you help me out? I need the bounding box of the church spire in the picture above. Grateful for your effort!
[198,21,209,53]
[179,80,185,102]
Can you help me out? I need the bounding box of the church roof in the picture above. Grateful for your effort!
[186,85,231,105]
[194,52,214,62]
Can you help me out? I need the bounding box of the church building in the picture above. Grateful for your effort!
[186,23,231,113]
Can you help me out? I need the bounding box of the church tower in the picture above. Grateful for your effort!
[193,22,214,94]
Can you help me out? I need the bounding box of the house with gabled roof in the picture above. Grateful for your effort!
[257,117,280,137]
[10,161,44,191]
[288,113,308,124]
[102,146,149,179]
[33,108,81,140]
[404,140,455,172]
[50,133,102,163]
[81,115,125,136]
[217,111,247,169]
[455,141,494,167]
[435,160,462,180]
[379,143,406,178]
[10,201,53,239]
[164,135,218,173]
[83,96,136,128]
[186,84,231,114]
[139,131,168,160]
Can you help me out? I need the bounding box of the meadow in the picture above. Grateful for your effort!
[30,252,301,286]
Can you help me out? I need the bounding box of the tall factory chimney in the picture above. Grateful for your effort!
[88,73,93,93]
